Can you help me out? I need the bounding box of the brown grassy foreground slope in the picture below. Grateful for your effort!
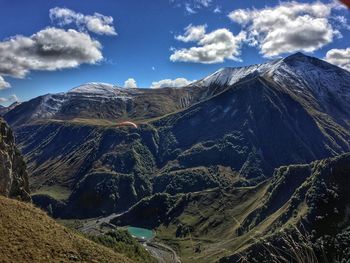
[0,196,133,263]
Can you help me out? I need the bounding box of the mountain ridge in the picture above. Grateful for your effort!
[110,153,350,263]
[4,52,350,219]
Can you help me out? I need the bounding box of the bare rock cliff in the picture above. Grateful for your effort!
[0,118,30,201]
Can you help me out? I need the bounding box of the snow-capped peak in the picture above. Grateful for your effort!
[190,52,350,116]
[68,82,134,100]
[193,59,282,87]
[69,82,117,94]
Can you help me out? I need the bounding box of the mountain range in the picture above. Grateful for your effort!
[1,52,350,262]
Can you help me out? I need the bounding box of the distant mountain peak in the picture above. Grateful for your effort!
[284,51,308,59]
[68,82,117,94]
[192,59,281,87]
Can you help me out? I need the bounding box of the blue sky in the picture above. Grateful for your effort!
[0,0,349,105]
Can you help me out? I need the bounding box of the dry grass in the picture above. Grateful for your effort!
[240,226,327,263]
[0,196,134,263]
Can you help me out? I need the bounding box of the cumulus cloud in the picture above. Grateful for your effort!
[175,24,207,42]
[50,7,117,36]
[150,78,194,89]
[170,24,246,64]
[0,27,103,86]
[0,76,10,89]
[124,78,137,88]
[325,48,350,71]
[228,1,340,57]
[0,94,19,103]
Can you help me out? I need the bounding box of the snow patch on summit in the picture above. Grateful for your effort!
[193,53,350,115]
[193,59,283,87]
[69,83,132,100]
[69,83,116,94]
[32,94,67,119]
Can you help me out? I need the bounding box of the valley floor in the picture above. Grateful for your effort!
[60,213,181,263]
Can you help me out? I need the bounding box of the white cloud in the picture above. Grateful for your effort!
[332,15,350,30]
[50,7,117,36]
[197,0,212,7]
[185,3,196,14]
[124,78,137,88]
[228,1,340,57]
[0,27,103,86]
[0,94,19,103]
[170,25,246,64]
[325,47,350,71]
[175,24,207,42]
[0,76,10,89]
[150,78,194,89]
[213,6,221,14]
[172,0,212,14]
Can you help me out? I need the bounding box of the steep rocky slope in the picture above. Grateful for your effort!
[0,118,30,201]
[0,101,21,116]
[4,53,350,219]
[0,195,133,263]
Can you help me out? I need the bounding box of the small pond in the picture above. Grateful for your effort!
[127,226,155,241]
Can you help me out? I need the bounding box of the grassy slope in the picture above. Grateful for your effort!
[0,196,133,263]
[152,180,305,263]
[154,183,270,263]
[152,153,350,263]
[111,182,270,263]
[32,185,71,201]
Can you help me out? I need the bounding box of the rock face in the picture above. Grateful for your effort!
[0,118,30,201]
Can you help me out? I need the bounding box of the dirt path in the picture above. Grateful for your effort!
[144,242,181,263]
[78,212,121,233]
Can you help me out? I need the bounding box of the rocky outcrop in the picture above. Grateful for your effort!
[0,118,30,201]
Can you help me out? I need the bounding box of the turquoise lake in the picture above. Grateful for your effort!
[127,226,155,240]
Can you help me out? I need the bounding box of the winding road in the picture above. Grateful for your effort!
[78,213,181,263]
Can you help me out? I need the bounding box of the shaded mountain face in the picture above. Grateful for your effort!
[0,118,30,201]
[4,53,350,218]
[112,153,350,263]
[0,101,21,116]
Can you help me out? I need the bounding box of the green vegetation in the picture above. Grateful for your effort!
[32,185,71,201]
[113,185,269,263]
[153,166,239,195]
[87,230,157,263]
[111,153,350,263]
[4,54,350,263]
[221,153,350,263]
[112,193,187,229]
